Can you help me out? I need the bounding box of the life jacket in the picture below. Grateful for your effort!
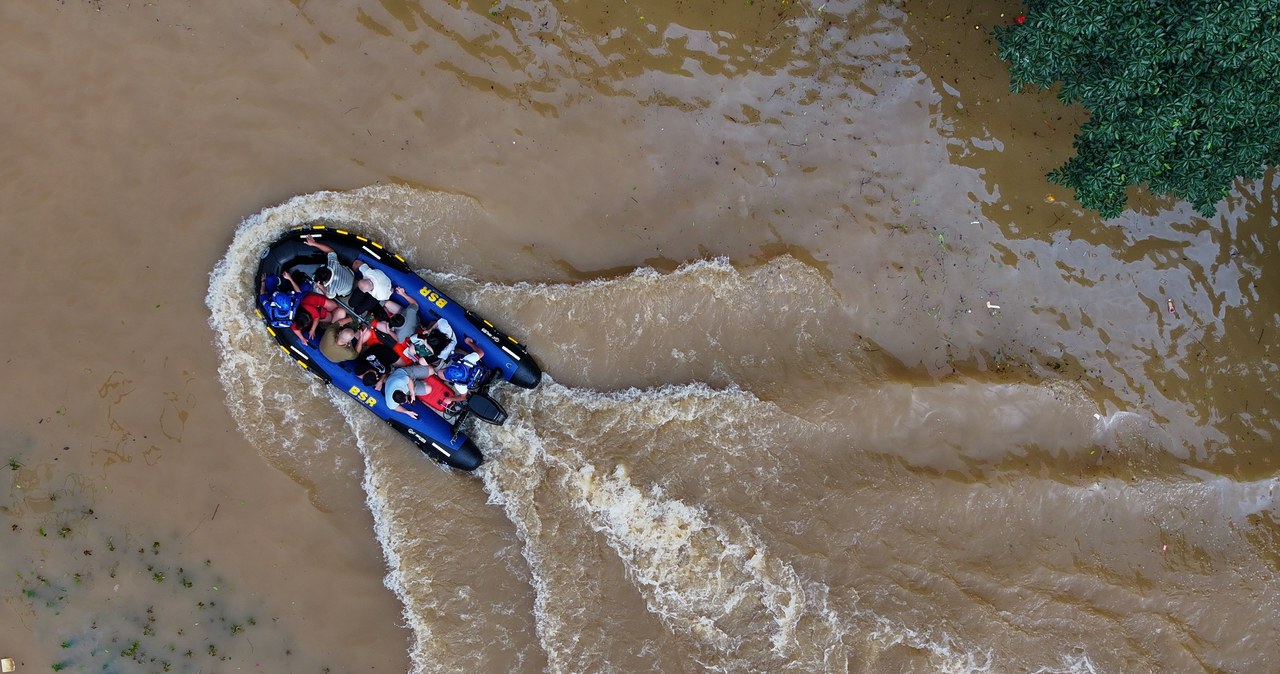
[361,324,394,348]
[440,358,486,391]
[265,291,297,328]
[419,375,454,411]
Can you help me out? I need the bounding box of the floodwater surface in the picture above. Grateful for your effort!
[2,1,1277,673]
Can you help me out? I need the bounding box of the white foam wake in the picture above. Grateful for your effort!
[571,462,808,658]
[476,380,1029,673]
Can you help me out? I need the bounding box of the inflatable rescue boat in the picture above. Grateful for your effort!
[253,225,541,470]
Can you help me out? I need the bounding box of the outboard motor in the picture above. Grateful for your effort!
[464,392,507,425]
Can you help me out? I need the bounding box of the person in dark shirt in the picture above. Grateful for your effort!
[353,341,400,390]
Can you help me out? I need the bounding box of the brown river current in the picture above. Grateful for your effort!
[2,1,1278,672]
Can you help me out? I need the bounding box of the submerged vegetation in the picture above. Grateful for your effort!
[995,1,1280,217]
[2,463,323,672]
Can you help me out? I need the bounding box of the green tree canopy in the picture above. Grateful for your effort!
[994,1,1280,218]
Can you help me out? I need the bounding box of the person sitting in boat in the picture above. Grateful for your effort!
[345,274,396,320]
[294,292,349,342]
[304,234,396,312]
[354,340,400,390]
[419,373,471,416]
[350,314,424,391]
[352,317,399,355]
[258,271,305,329]
[387,312,458,370]
[386,286,423,341]
[281,266,317,292]
[385,365,467,420]
[348,288,422,361]
[438,337,487,395]
[359,264,393,303]
[304,234,357,299]
[258,272,338,343]
[391,313,457,365]
[395,332,435,368]
[381,288,465,368]
[420,315,458,363]
[346,295,426,379]
[384,289,439,365]
[319,325,358,363]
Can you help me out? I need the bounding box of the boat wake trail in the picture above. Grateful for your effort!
[477,381,996,674]
[208,187,1278,673]
[570,461,812,659]
[478,382,857,672]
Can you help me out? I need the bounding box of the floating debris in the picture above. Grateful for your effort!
[2,657,15,672]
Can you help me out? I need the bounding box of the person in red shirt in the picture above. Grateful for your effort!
[294,292,348,342]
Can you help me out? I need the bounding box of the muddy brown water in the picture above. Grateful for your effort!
[2,1,1277,673]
